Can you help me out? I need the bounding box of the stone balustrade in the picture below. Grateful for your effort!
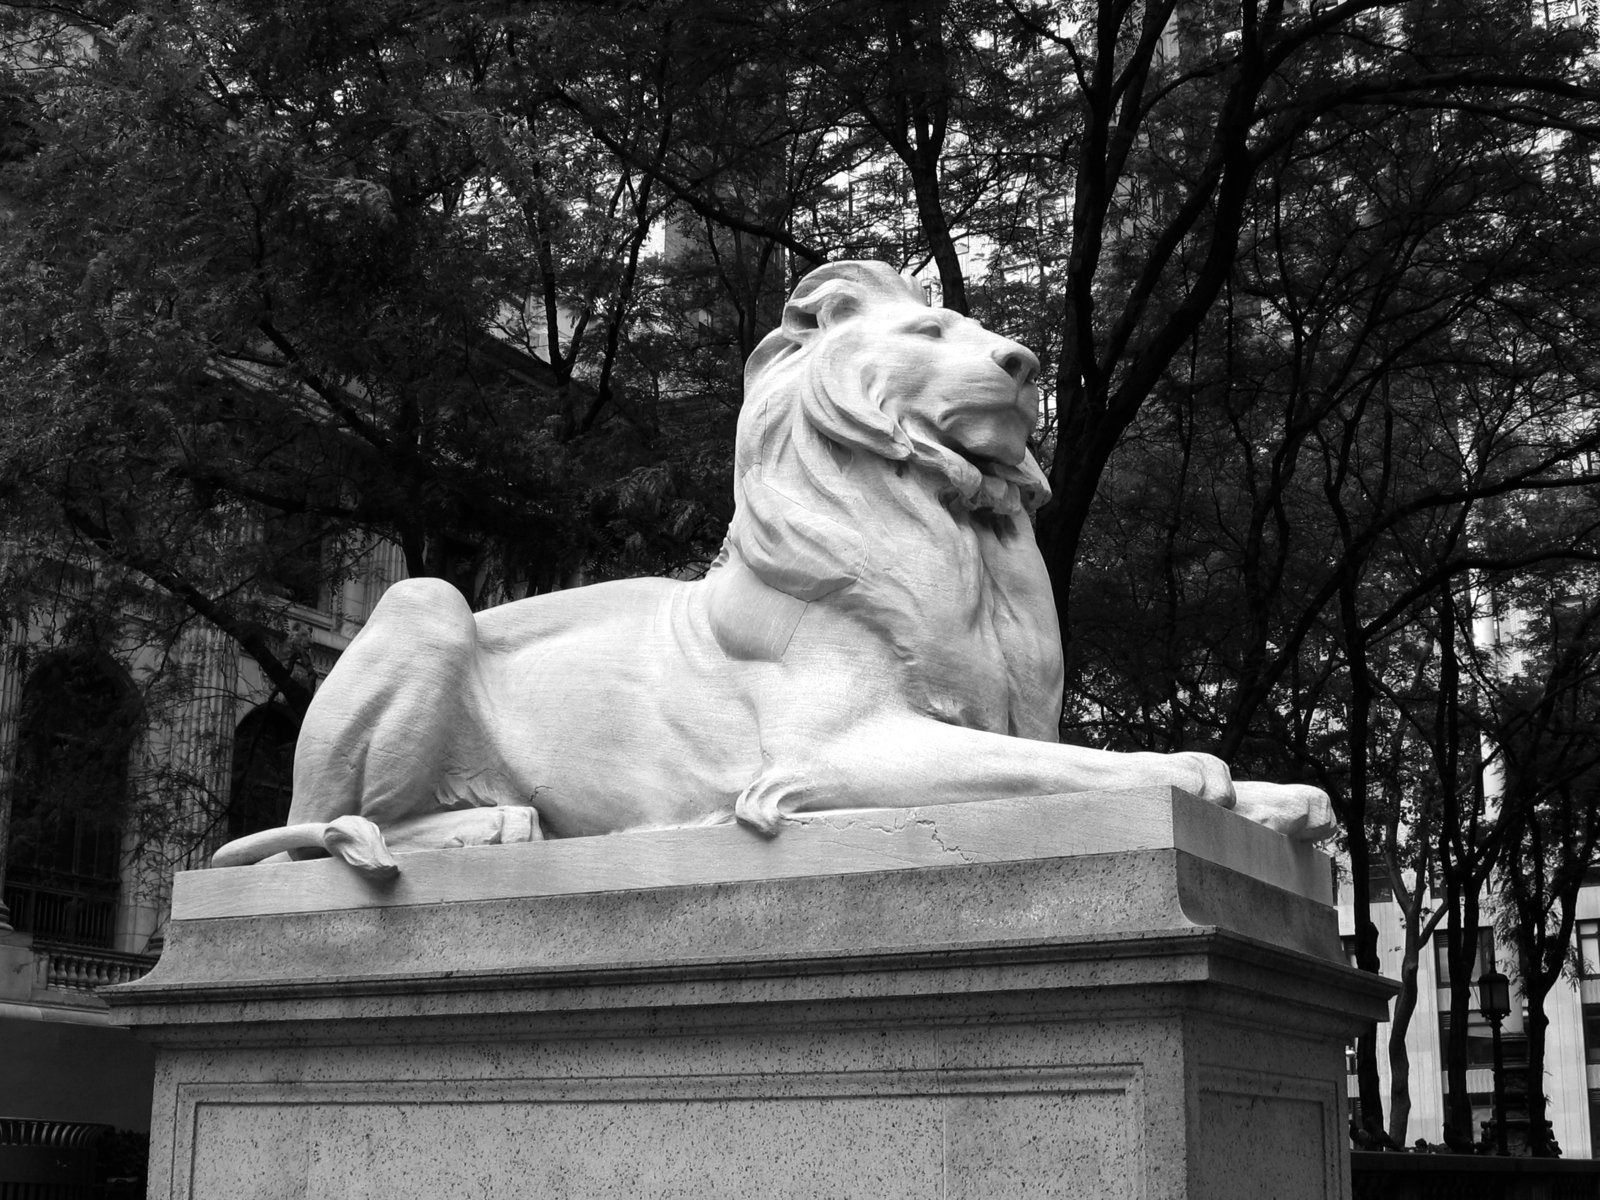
[34,942,158,995]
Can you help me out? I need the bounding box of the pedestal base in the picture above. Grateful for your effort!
[107,788,1392,1199]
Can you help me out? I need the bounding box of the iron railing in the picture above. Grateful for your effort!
[1,882,116,949]
[1353,1150,1600,1199]
[0,1119,129,1200]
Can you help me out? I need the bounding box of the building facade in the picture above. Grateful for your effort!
[1339,880,1600,1156]
[0,539,406,1186]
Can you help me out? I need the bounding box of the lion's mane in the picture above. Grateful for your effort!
[719,260,1051,610]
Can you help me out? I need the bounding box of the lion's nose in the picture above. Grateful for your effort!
[992,341,1040,386]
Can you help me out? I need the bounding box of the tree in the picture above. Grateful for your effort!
[1058,18,1600,1136]
[1006,0,1600,658]
[0,0,755,718]
[1485,566,1600,1153]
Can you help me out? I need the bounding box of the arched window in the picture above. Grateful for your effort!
[227,705,297,840]
[3,650,141,948]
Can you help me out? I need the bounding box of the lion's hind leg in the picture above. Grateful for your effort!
[291,577,489,829]
[382,805,544,852]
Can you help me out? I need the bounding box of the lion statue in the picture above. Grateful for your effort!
[212,260,1333,878]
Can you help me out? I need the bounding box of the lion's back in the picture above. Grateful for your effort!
[472,573,732,707]
[467,573,763,833]
[471,575,681,649]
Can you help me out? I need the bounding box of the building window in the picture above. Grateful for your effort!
[1578,919,1600,978]
[1582,1006,1600,1065]
[1433,927,1496,985]
[2,650,140,948]
[261,509,327,611]
[227,705,298,841]
[1537,0,1579,25]
[1432,927,1529,1143]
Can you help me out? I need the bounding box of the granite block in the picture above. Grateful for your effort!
[109,789,1392,1199]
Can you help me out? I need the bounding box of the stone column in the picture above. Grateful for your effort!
[120,624,239,954]
[0,621,27,935]
[174,622,240,868]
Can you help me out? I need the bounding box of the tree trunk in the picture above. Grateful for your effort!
[1342,564,1386,1140]
[1525,993,1546,1154]
[1443,901,1481,1150]
[906,150,967,315]
[1036,411,1127,668]
[1435,586,1481,1151]
[1387,941,1421,1146]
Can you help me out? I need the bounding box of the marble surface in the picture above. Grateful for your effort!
[183,786,1331,920]
[211,261,1331,879]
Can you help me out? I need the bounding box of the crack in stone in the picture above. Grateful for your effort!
[912,814,977,863]
[803,809,978,862]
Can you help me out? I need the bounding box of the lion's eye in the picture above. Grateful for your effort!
[913,320,944,339]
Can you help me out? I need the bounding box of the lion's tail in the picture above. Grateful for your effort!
[210,815,399,880]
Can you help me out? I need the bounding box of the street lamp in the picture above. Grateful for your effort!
[1477,968,1512,1155]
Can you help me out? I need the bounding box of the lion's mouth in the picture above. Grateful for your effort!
[938,393,1034,470]
[953,436,1027,474]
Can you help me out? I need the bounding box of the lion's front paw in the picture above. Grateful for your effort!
[1163,751,1236,809]
[1231,782,1336,842]
[735,768,813,837]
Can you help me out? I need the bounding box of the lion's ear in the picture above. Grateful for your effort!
[780,282,862,342]
[778,261,921,342]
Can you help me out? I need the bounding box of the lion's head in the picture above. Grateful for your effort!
[742,261,1050,514]
[726,261,1052,604]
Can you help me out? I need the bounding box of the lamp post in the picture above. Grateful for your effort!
[1477,968,1511,1155]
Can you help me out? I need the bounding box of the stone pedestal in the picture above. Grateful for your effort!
[106,788,1392,1200]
